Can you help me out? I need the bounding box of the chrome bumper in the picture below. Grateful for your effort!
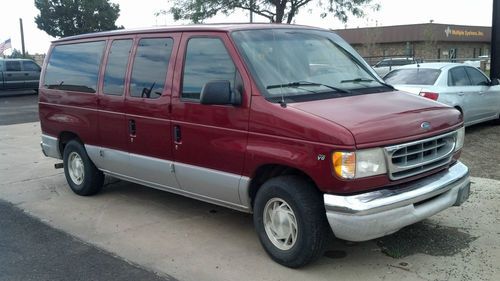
[40,134,61,159]
[324,161,470,242]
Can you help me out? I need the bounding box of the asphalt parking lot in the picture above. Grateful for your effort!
[0,91,39,125]
[0,94,499,281]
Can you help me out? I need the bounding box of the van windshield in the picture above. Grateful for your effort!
[231,29,387,101]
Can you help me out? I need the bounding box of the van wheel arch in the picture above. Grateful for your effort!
[58,131,82,156]
[248,164,319,208]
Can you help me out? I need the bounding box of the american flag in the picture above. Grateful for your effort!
[0,38,12,55]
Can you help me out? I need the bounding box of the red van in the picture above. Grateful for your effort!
[39,24,470,267]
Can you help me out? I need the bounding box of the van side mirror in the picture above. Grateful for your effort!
[490,78,500,86]
[200,80,241,106]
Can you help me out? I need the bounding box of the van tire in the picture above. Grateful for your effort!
[63,140,104,196]
[253,175,329,268]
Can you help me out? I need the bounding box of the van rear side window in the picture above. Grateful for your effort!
[44,41,105,93]
[103,39,133,96]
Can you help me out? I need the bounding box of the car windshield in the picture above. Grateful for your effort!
[231,29,384,100]
[384,68,441,85]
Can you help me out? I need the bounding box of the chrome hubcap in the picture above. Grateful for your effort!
[68,152,84,185]
[263,198,298,250]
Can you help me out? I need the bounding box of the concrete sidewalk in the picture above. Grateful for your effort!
[1,122,499,281]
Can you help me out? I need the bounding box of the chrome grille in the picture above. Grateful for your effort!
[385,131,456,180]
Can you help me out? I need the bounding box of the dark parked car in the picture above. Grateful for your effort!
[0,58,41,92]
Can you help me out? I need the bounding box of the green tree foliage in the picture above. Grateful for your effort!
[170,0,379,24]
[34,0,123,38]
[7,49,35,60]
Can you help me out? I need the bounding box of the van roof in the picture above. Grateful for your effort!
[53,23,325,43]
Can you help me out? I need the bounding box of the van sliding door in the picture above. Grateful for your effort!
[123,34,180,189]
[97,38,133,175]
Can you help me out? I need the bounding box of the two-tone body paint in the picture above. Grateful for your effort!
[39,25,464,210]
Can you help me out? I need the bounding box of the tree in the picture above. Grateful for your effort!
[34,0,123,38]
[169,0,379,24]
[422,25,437,60]
[8,49,35,60]
[361,27,381,61]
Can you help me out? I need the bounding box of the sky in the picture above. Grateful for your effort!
[0,0,494,55]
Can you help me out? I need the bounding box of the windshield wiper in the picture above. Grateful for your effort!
[341,78,374,83]
[341,77,395,90]
[266,81,351,94]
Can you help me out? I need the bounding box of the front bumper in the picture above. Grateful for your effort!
[324,161,470,241]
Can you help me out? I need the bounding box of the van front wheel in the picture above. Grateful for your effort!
[63,140,104,196]
[253,175,329,268]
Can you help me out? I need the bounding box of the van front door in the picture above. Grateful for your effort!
[124,34,180,189]
[171,33,250,208]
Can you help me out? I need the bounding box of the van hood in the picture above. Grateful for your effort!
[288,91,462,146]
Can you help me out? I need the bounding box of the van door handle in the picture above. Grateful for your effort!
[173,125,181,143]
[458,92,464,96]
[128,119,136,136]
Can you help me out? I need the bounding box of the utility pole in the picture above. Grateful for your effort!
[249,0,254,23]
[491,0,499,79]
[19,18,26,58]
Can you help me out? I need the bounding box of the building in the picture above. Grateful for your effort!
[32,53,46,66]
[334,23,491,65]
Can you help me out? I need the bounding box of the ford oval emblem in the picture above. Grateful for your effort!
[421,122,431,130]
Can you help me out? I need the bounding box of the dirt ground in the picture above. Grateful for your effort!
[460,120,500,180]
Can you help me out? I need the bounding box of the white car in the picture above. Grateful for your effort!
[385,63,500,127]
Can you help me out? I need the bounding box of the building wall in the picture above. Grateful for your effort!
[32,54,45,67]
[353,41,490,63]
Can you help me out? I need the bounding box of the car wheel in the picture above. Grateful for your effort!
[253,175,329,268]
[63,140,104,196]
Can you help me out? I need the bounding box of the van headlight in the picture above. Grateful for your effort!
[455,127,465,152]
[332,148,387,179]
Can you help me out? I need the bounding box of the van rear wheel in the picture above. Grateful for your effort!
[253,175,329,268]
[63,140,104,196]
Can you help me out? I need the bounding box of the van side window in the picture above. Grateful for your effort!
[44,41,105,93]
[103,40,133,96]
[6,61,21,71]
[182,38,236,100]
[129,38,173,99]
[22,61,40,72]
